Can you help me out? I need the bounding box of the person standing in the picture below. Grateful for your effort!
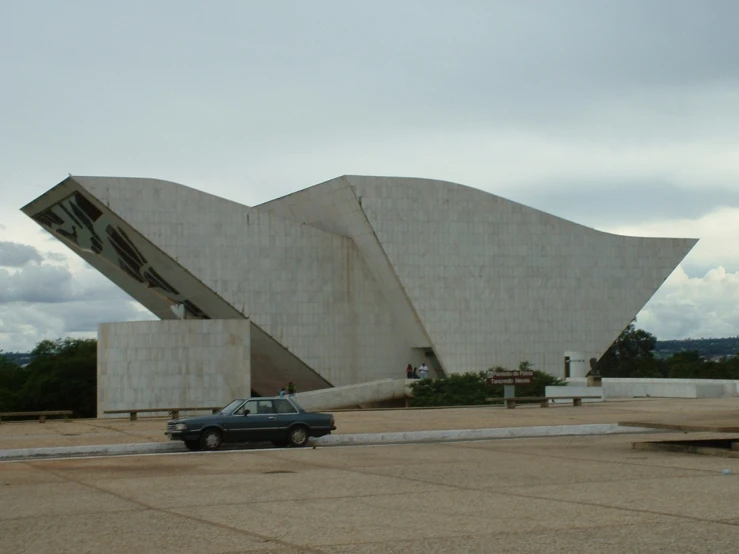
[287,381,296,396]
[418,363,429,379]
[405,364,413,379]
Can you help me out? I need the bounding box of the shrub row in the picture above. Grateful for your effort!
[409,367,564,407]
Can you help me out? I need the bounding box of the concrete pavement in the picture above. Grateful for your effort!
[4,431,739,553]
[0,423,653,461]
[2,397,737,452]
[3,398,739,552]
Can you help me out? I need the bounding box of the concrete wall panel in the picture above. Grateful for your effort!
[74,176,416,386]
[346,175,696,377]
[97,319,251,416]
[257,177,431,350]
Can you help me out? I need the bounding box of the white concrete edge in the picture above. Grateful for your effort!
[0,424,655,460]
[0,441,183,460]
[312,423,651,446]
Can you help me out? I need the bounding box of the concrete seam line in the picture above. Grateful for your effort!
[0,424,654,460]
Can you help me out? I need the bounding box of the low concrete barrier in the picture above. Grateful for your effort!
[294,378,412,411]
[565,378,736,399]
[545,386,604,402]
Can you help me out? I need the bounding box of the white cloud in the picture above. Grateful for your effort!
[0,241,39,267]
[602,206,739,339]
[0,298,156,353]
[0,238,157,351]
[637,266,739,340]
[0,264,74,303]
[0,304,66,353]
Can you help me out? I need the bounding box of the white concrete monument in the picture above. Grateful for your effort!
[22,175,697,412]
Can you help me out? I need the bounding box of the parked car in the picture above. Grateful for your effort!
[165,396,336,451]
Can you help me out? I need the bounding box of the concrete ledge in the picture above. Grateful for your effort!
[314,423,647,446]
[0,441,183,461]
[619,421,739,433]
[546,386,604,402]
[294,378,412,411]
[0,424,652,461]
[566,377,737,399]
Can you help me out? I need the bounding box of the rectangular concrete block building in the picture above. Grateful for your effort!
[97,319,251,413]
[21,175,697,412]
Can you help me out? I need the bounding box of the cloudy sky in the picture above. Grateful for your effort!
[1,1,738,352]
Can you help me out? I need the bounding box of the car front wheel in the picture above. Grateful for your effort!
[200,428,223,451]
[287,425,309,447]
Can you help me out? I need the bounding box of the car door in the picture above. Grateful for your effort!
[241,399,280,442]
[218,400,251,443]
[272,398,300,436]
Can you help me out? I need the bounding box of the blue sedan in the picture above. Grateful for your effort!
[165,396,336,451]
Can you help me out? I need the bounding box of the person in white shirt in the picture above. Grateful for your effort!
[418,363,429,379]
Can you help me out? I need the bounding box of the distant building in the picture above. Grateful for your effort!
[22,176,696,414]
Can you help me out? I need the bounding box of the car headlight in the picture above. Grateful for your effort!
[174,423,188,431]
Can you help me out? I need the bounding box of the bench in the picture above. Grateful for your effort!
[486,396,603,409]
[103,407,223,421]
[0,410,73,423]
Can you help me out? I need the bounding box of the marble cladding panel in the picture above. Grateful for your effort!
[256,178,431,349]
[82,177,416,387]
[97,319,251,416]
[349,176,695,378]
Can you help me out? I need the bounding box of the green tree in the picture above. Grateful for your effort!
[598,324,739,379]
[665,350,703,379]
[597,321,665,378]
[665,350,739,380]
[18,338,98,417]
[0,351,25,411]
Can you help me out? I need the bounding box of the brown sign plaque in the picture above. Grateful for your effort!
[486,370,535,385]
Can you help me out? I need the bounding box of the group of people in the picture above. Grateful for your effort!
[279,381,296,397]
[405,363,429,380]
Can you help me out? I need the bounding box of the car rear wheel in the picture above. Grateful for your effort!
[287,425,309,447]
[184,439,201,451]
[200,428,223,451]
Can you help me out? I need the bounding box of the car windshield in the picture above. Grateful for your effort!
[218,399,244,415]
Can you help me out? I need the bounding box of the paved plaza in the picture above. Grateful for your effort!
[2,399,739,553]
[3,397,739,451]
